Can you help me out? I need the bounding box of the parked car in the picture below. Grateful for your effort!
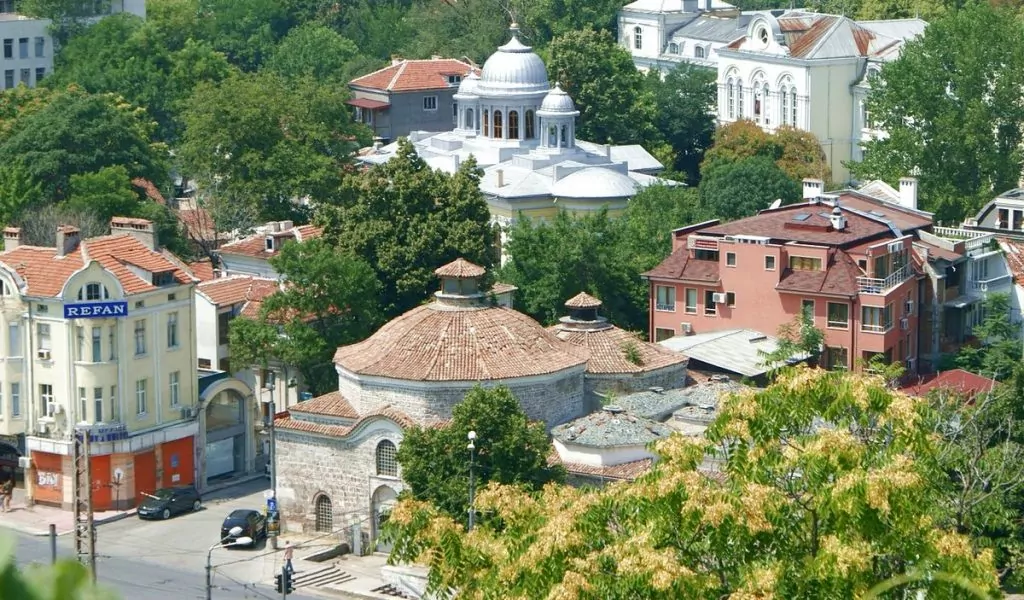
[137,486,202,520]
[220,509,266,548]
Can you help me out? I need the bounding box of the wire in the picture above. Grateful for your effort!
[212,512,374,569]
[212,570,279,600]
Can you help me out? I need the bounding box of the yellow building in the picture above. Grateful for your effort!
[0,218,200,510]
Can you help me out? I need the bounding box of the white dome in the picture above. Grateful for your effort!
[551,168,639,200]
[477,34,550,96]
[538,83,578,115]
[455,71,480,98]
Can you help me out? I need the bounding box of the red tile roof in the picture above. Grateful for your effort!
[835,191,933,232]
[899,369,998,399]
[564,292,602,309]
[197,275,278,307]
[776,250,862,297]
[178,207,224,245]
[188,259,216,282]
[999,237,1024,282]
[548,452,653,482]
[912,240,962,264]
[642,249,720,282]
[131,178,166,205]
[218,225,322,259]
[700,203,891,246]
[346,98,390,110]
[549,323,687,375]
[275,405,416,438]
[288,390,358,419]
[349,59,478,92]
[434,258,485,278]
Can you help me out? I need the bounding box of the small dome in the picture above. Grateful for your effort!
[455,71,480,98]
[435,258,485,279]
[538,83,578,115]
[551,168,639,200]
[565,292,602,309]
[477,32,550,96]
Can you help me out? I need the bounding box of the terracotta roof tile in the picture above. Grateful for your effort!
[334,303,589,381]
[178,207,224,245]
[776,250,861,297]
[913,240,962,264]
[550,324,687,375]
[275,405,416,437]
[490,282,518,295]
[188,259,216,282]
[701,203,890,245]
[197,275,278,306]
[289,390,358,419]
[564,292,602,309]
[349,59,478,92]
[434,258,485,278]
[899,369,998,400]
[999,237,1024,282]
[547,452,653,482]
[642,248,720,283]
[131,178,166,205]
[218,224,322,259]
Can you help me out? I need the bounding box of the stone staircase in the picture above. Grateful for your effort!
[279,565,357,589]
[371,583,416,598]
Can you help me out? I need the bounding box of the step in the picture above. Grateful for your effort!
[273,565,357,589]
[371,583,415,599]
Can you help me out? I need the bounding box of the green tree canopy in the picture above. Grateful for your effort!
[699,155,802,220]
[701,119,832,184]
[264,22,359,83]
[851,3,1024,223]
[0,531,117,599]
[644,64,717,182]
[316,139,495,319]
[195,0,296,70]
[953,293,1020,379]
[547,27,657,145]
[386,368,1000,599]
[394,385,563,522]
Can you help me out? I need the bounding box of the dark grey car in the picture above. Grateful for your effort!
[137,486,202,520]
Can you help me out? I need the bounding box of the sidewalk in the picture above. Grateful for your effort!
[0,489,133,537]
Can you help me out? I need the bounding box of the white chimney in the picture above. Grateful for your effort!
[830,205,846,232]
[111,217,158,250]
[899,177,918,210]
[496,169,505,188]
[2,227,22,252]
[279,220,294,231]
[802,178,824,200]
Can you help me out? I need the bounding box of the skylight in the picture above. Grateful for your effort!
[792,213,811,222]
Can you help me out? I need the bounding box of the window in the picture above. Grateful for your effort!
[37,323,50,351]
[801,299,815,317]
[34,36,43,58]
[737,81,744,117]
[94,388,103,423]
[110,385,118,421]
[726,292,736,307]
[695,45,705,59]
[423,95,437,111]
[685,288,698,314]
[765,255,776,270]
[694,249,718,261]
[1014,210,1024,231]
[79,387,87,423]
[78,283,108,301]
[507,110,519,139]
[634,26,643,50]
[998,208,1010,229]
[789,256,822,271]
[655,285,676,311]
[11,383,19,417]
[135,379,147,415]
[134,319,146,355]
[654,327,675,342]
[134,300,144,309]
[493,110,503,138]
[726,252,736,267]
[452,101,458,124]
[752,77,765,122]
[524,110,534,139]
[168,293,176,301]
[447,74,461,85]
[315,495,333,533]
[169,371,180,406]
[109,325,116,360]
[7,323,18,356]
[17,37,25,59]
[861,304,893,333]
[91,327,101,362]
[376,440,398,477]
[482,110,489,136]
[757,26,769,45]
[19,68,28,85]
[4,70,12,89]
[2,39,10,59]
[40,384,53,416]
[167,312,179,349]
[668,42,679,54]
[704,290,717,316]
[825,347,848,370]
[34,67,44,84]
[827,302,849,328]
[217,312,233,345]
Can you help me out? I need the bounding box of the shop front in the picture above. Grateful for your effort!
[197,374,257,489]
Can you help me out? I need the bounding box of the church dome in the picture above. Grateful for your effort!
[551,168,639,200]
[477,29,550,96]
[538,83,578,115]
[454,71,480,99]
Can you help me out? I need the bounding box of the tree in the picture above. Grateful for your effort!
[547,28,658,145]
[644,65,717,183]
[399,0,517,64]
[16,204,107,247]
[333,0,416,62]
[760,305,825,371]
[195,0,296,70]
[179,71,369,228]
[954,293,1020,380]
[851,4,1024,223]
[386,368,999,599]
[701,120,832,184]
[0,164,44,227]
[317,139,495,319]
[0,531,117,599]
[0,88,167,202]
[699,155,802,220]
[264,23,359,83]
[520,0,622,46]
[228,238,381,394]
[394,385,563,522]
[64,166,141,224]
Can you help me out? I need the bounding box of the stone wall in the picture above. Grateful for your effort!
[584,363,688,401]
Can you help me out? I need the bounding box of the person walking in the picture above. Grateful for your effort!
[283,540,294,574]
[1,478,12,512]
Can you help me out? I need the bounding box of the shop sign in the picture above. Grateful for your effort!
[64,301,128,319]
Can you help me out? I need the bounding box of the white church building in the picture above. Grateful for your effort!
[618,1,926,183]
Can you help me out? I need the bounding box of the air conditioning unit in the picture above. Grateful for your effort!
[905,357,916,373]
[681,322,693,334]
[46,402,61,416]
[712,292,728,304]
[900,317,909,330]
[36,349,51,360]
[904,300,914,315]
[17,456,31,469]
[180,406,196,420]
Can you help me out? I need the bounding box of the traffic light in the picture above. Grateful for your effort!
[285,570,295,594]
[274,573,284,593]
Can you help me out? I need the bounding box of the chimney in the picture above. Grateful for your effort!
[899,177,918,210]
[830,204,847,232]
[279,220,294,232]
[391,55,404,66]
[3,227,23,252]
[802,178,824,200]
[496,169,505,188]
[55,225,80,257]
[265,221,281,233]
[110,217,157,251]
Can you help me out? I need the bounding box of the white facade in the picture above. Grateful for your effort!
[619,0,745,72]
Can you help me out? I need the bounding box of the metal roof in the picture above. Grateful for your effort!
[671,14,751,43]
[659,329,805,377]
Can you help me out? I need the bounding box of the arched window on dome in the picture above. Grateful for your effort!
[560,124,568,147]
[548,125,557,147]
[482,110,489,136]
[508,110,519,140]
[465,107,474,130]
[493,110,503,139]
[525,110,535,139]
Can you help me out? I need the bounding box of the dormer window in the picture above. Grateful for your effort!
[695,45,705,59]
[757,25,770,46]
[78,283,109,301]
[447,75,461,85]
[668,42,679,54]
[152,271,175,286]
[265,236,275,252]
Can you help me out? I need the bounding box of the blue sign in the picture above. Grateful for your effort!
[267,497,278,513]
[64,301,128,319]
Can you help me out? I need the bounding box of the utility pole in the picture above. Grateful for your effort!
[71,428,96,581]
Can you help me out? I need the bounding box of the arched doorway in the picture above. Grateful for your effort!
[314,494,333,533]
[371,485,398,553]
[204,388,247,484]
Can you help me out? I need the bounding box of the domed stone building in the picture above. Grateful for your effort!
[357,25,676,239]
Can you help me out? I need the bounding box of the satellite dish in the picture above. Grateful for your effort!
[769,198,783,209]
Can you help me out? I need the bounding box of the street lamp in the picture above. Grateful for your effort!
[206,527,253,600]
[262,374,279,550]
[467,430,477,531]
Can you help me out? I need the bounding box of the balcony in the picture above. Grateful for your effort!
[655,303,676,312]
[931,227,996,253]
[857,265,911,295]
[970,274,1012,293]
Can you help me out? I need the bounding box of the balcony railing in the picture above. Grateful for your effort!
[655,303,676,312]
[857,265,911,295]
[971,274,1012,293]
[932,226,990,240]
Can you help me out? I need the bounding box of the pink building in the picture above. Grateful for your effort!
[645,186,935,372]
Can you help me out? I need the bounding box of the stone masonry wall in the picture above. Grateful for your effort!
[585,363,688,400]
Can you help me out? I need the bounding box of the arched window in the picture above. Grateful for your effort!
[751,74,765,123]
[668,42,679,54]
[726,78,736,119]
[778,76,794,126]
[736,80,744,117]
[493,110,503,139]
[780,85,791,126]
[78,283,109,301]
[465,107,474,130]
[759,82,770,125]
[508,110,519,139]
[314,494,333,533]
[482,109,489,136]
[634,26,643,50]
[789,88,797,126]
[560,124,568,147]
[548,125,557,147]
[524,110,534,139]
[376,440,398,477]
[695,45,705,59]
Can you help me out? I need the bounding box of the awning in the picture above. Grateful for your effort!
[943,295,979,308]
[347,98,390,110]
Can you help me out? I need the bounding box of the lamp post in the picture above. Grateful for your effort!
[467,430,477,531]
[263,373,279,549]
[206,527,252,600]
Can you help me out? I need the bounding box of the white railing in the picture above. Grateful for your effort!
[655,303,676,312]
[971,274,1012,292]
[857,265,911,295]
[932,226,989,240]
